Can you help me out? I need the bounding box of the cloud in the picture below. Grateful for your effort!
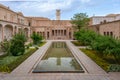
[8,0,74,12]
[2,0,120,20]
[80,0,91,3]
[0,0,94,19]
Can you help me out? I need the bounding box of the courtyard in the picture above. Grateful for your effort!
[0,40,120,80]
[0,1,120,80]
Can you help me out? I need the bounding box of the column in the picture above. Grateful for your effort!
[28,28,30,38]
[2,26,4,41]
[43,32,45,38]
[71,30,73,40]
[62,30,64,36]
[49,29,51,39]
[60,30,61,36]
[12,26,15,36]
[67,28,69,39]
[53,30,55,36]
[64,30,65,36]
[57,30,58,36]
[16,27,18,34]
[45,28,47,39]
[58,30,59,36]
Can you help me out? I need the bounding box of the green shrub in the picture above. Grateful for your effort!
[71,41,84,46]
[80,49,110,71]
[10,31,26,56]
[74,29,120,64]
[38,42,46,47]
[0,48,37,72]
[0,40,11,55]
[8,48,37,72]
[108,64,120,72]
[90,36,120,63]
[0,65,10,72]
[74,29,97,45]
[31,32,42,45]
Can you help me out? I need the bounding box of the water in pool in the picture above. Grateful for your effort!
[33,42,84,73]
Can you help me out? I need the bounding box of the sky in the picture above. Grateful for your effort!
[0,0,120,20]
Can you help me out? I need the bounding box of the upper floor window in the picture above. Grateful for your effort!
[103,20,107,23]
[29,22,31,26]
[104,32,106,36]
[107,32,109,36]
[110,32,113,37]
[18,18,20,23]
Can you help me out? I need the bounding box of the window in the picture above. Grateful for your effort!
[110,32,113,37]
[104,32,106,36]
[107,32,109,36]
[103,20,107,23]
[29,22,31,26]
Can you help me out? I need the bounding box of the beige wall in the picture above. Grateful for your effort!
[0,4,30,42]
[0,4,29,26]
[99,21,120,39]
[30,18,73,40]
[90,14,120,25]
[90,20,120,39]
[0,4,73,41]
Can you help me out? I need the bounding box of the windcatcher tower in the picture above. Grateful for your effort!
[56,9,60,20]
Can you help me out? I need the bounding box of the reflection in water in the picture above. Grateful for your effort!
[33,42,84,72]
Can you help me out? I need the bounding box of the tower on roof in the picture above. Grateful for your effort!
[56,9,60,20]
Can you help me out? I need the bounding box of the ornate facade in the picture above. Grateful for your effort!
[0,4,30,42]
[89,14,120,39]
[27,17,73,40]
[0,4,73,42]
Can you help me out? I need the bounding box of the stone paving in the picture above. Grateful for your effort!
[0,40,120,80]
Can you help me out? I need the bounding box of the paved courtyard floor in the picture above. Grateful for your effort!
[0,40,120,80]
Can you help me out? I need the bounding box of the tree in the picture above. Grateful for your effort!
[31,32,42,45]
[0,40,10,55]
[71,13,90,31]
[10,30,27,56]
[90,35,120,63]
[74,29,97,45]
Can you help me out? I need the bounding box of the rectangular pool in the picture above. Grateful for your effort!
[33,42,84,73]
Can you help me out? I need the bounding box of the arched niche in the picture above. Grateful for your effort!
[4,24,13,40]
[0,24,2,42]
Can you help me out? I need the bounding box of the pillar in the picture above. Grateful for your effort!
[62,30,63,36]
[2,26,4,41]
[12,26,16,36]
[45,28,47,39]
[67,28,69,39]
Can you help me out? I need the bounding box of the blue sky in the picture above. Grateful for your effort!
[0,0,120,20]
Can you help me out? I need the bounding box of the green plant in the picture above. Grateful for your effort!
[108,64,120,72]
[80,49,110,71]
[0,40,11,55]
[90,36,120,63]
[71,41,84,46]
[38,42,46,47]
[0,65,10,72]
[31,32,42,45]
[74,29,97,45]
[0,48,37,72]
[8,48,37,72]
[10,30,27,56]
[71,13,90,31]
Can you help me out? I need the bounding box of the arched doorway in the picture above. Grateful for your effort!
[0,24,2,42]
[4,24,13,40]
[24,28,29,38]
[14,26,17,34]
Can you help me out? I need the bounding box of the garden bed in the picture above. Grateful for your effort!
[71,41,86,46]
[0,47,37,72]
[0,41,46,73]
[80,49,120,72]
